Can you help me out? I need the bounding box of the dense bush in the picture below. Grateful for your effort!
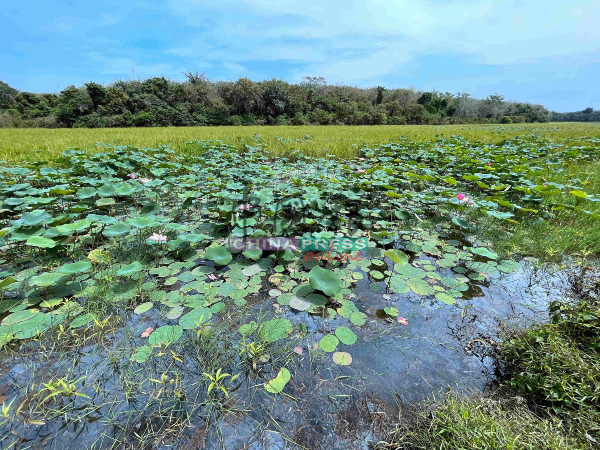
[0,75,554,128]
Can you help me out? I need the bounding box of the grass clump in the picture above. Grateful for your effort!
[390,394,581,449]
[500,268,600,444]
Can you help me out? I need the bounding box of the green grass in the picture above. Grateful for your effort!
[2,123,600,162]
[390,394,583,449]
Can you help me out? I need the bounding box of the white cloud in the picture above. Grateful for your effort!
[167,0,600,72]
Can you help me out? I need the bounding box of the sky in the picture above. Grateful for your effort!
[1,0,599,112]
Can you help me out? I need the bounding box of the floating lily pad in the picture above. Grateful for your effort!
[308,266,342,297]
[148,325,183,345]
[130,346,152,363]
[265,367,291,394]
[319,334,339,352]
[332,352,352,365]
[134,302,153,314]
[335,327,357,345]
[205,246,233,266]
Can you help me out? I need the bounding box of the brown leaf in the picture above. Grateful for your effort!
[397,316,409,326]
[141,327,154,338]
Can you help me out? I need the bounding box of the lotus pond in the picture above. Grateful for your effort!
[0,136,599,448]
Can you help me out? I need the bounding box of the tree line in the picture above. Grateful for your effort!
[552,107,600,122]
[0,74,560,128]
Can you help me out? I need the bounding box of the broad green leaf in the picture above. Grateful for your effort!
[319,334,339,352]
[308,266,342,297]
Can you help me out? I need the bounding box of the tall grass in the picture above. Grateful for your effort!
[2,123,600,162]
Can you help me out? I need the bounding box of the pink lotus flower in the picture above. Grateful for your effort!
[457,193,466,201]
[148,233,167,243]
[207,273,218,281]
[397,317,409,326]
[129,173,136,179]
[238,203,253,211]
[139,177,152,184]
[359,158,366,161]
[488,162,492,166]
[294,346,303,355]
[357,169,366,174]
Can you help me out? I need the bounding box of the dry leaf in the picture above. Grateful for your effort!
[141,327,154,338]
[397,316,409,326]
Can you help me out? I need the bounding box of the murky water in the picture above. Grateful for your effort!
[0,261,570,449]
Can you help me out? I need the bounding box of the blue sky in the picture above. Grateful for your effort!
[1,0,599,112]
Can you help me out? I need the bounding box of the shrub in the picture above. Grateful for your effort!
[30,115,60,128]
[134,111,155,127]
[291,112,308,125]
[388,115,407,125]
[500,116,513,124]
[229,115,243,126]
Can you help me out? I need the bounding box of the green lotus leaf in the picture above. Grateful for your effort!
[258,318,292,343]
[242,249,263,260]
[127,216,159,228]
[103,222,131,237]
[115,183,136,196]
[335,326,357,345]
[435,293,457,305]
[350,312,367,326]
[116,261,143,276]
[308,266,342,297]
[96,198,116,207]
[57,260,92,275]
[87,214,119,225]
[0,277,17,289]
[205,245,233,266]
[26,236,56,248]
[2,309,40,326]
[70,313,96,329]
[570,190,588,198]
[289,296,312,311]
[383,307,399,317]
[469,247,498,259]
[134,302,153,314]
[332,351,352,365]
[130,346,152,363]
[265,367,291,394]
[148,325,183,346]
[19,211,52,227]
[179,307,212,329]
[319,334,339,352]
[56,219,91,234]
[76,187,97,199]
[29,272,67,287]
[385,249,408,265]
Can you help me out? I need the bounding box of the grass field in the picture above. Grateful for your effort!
[2,122,600,162]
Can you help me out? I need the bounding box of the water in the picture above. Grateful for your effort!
[0,261,570,449]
